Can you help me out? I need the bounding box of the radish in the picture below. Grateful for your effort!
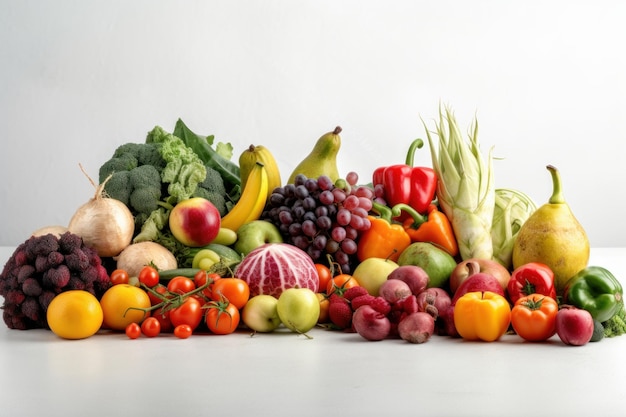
[352,305,391,341]
[398,312,436,344]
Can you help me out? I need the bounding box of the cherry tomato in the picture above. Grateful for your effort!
[169,297,203,330]
[125,322,141,339]
[205,302,240,335]
[174,324,193,339]
[327,274,359,295]
[194,271,222,298]
[315,264,332,294]
[316,292,330,324]
[147,283,169,306]
[210,278,250,309]
[138,266,160,288]
[141,316,161,337]
[152,306,173,333]
[167,276,196,295]
[110,269,130,286]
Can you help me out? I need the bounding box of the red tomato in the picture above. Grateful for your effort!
[167,276,196,295]
[194,271,222,298]
[327,274,359,295]
[511,294,559,342]
[205,302,240,335]
[210,278,250,309]
[174,324,193,339]
[141,317,161,337]
[148,283,169,306]
[152,306,173,333]
[315,264,332,294]
[138,266,160,288]
[110,269,130,286]
[125,322,141,339]
[169,297,203,330]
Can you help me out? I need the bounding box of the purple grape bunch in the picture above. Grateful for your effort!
[261,172,374,274]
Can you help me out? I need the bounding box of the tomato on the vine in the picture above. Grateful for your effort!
[327,274,359,295]
[125,322,141,339]
[152,306,173,333]
[147,283,169,306]
[210,278,250,309]
[174,324,193,339]
[138,266,159,288]
[315,264,332,294]
[110,269,130,286]
[167,276,196,295]
[141,316,161,337]
[194,271,222,298]
[169,297,203,330]
[205,301,240,335]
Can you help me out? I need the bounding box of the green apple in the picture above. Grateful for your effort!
[234,220,284,255]
[276,288,320,334]
[352,257,399,296]
[241,295,282,332]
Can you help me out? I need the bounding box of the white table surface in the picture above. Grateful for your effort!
[1,246,625,417]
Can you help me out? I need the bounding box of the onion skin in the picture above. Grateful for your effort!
[68,197,134,258]
[31,225,69,238]
[116,241,177,278]
[68,168,135,258]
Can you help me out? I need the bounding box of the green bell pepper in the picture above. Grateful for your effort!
[564,266,623,323]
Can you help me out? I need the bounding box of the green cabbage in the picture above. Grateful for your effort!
[491,188,537,270]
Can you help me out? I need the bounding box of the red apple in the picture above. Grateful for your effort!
[169,197,221,247]
[451,273,505,305]
[449,258,511,294]
[556,305,594,346]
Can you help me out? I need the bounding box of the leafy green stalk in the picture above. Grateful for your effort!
[423,104,496,260]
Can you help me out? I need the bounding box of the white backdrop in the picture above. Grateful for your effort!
[1,1,624,248]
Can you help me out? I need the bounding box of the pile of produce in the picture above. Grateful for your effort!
[1,104,624,346]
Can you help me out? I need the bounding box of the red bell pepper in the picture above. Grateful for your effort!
[506,262,557,305]
[372,138,437,214]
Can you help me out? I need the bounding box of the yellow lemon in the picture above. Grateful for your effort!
[47,290,104,340]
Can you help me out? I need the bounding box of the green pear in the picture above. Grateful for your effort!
[287,126,342,183]
[512,165,590,295]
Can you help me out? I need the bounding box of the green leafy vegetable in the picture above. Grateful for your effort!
[491,188,537,269]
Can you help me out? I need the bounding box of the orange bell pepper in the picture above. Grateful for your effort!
[453,291,511,342]
[356,203,411,263]
[401,203,458,257]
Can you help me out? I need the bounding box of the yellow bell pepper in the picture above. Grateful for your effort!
[453,291,511,342]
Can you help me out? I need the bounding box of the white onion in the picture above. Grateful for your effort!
[68,165,135,258]
[115,241,177,277]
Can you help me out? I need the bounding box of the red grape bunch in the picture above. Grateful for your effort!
[261,172,374,274]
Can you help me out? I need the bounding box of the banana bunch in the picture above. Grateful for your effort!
[239,144,282,199]
[220,161,269,232]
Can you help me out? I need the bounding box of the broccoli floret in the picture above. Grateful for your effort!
[99,153,138,182]
[193,166,228,215]
[127,165,163,215]
[603,302,626,337]
[103,171,132,205]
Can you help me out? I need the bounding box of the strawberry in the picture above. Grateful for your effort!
[369,296,391,315]
[328,294,353,329]
[350,294,376,311]
[343,285,368,301]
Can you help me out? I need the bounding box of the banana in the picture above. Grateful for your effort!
[220,161,269,232]
[239,144,282,199]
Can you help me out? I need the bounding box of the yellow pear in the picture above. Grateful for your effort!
[512,165,590,295]
[287,126,342,183]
